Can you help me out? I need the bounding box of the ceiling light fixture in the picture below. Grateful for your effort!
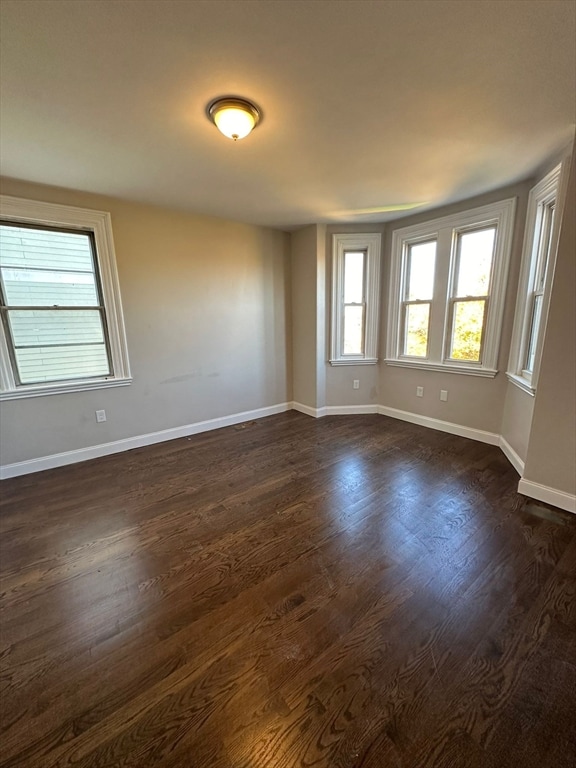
[207,97,261,141]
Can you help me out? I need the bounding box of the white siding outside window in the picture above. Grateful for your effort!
[0,197,131,399]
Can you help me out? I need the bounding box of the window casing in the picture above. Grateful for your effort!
[0,196,131,399]
[386,199,516,376]
[507,165,563,395]
[330,233,381,365]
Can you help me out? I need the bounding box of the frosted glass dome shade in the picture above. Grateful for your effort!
[208,98,261,141]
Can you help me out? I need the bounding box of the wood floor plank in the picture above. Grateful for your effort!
[1,412,575,767]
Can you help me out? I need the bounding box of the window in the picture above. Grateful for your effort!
[0,196,131,399]
[330,233,381,365]
[507,164,563,394]
[386,199,516,376]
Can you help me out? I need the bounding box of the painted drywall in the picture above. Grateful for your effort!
[523,149,576,495]
[379,182,531,435]
[290,225,319,409]
[500,384,534,464]
[0,177,291,465]
[315,225,327,411]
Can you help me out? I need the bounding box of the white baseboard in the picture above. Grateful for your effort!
[325,404,379,415]
[378,405,500,446]
[498,437,525,476]
[518,479,576,514]
[2,400,572,516]
[291,401,325,418]
[0,402,291,480]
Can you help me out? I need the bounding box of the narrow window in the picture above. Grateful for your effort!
[401,240,436,358]
[507,163,563,394]
[447,227,495,362]
[330,233,381,365]
[524,201,555,375]
[342,250,365,355]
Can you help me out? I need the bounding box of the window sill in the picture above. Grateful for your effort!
[329,358,378,367]
[0,376,133,401]
[505,372,535,396]
[384,358,498,378]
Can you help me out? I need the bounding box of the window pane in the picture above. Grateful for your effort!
[450,300,485,361]
[455,228,495,297]
[535,203,555,291]
[404,303,430,357]
[344,251,364,303]
[1,267,98,307]
[407,241,436,300]
[525,294,543,373]
[8,310,105,347]
[0,225,95,272]
[15,345,110,384]
[343,304,364,354]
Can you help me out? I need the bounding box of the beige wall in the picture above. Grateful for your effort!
[500,384,534,463]
[379,182,532,435]
[0,178,291,465]
[290,225,318,409]
[523,149,576,494]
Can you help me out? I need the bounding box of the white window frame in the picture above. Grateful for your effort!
[330,233,381,365]
[507,165,563,396]
[0,196,131,399]
[386,198,516,377]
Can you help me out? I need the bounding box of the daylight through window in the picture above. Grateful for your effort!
[331,233,381,365]
[0,196,131,399]
[386,199,516,376]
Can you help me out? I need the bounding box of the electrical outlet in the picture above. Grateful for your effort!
[440,390,448,402]
[95,409,107,423]
[416,386,424,397]
[353,380,360,390]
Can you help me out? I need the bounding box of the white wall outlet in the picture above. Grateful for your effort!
[440,390,448,402]
[95,409,107,423]
[353,380,360,390]
[416,386,424,397]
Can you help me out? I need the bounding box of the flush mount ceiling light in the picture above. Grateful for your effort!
[207,97,261,141]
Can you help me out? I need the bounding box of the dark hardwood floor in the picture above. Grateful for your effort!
[1,411,575,768]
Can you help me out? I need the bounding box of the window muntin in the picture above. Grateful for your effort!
[0,196,131,399]
[507,164,563,395]
[386,199,516,376]
[330,233,381,366]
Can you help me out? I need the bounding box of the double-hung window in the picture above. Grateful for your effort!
[507,164,563,394]
[386,198,516,376]
[0,196,131,399]
[330,233,381,365]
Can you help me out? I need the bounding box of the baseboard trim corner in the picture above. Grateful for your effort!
[499,437,525,476]
[291,401,326,418]
[518,478,576,514]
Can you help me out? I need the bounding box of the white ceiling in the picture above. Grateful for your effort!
[0,0,574,230]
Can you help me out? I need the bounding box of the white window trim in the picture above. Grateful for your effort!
[0,195,131,400]
[386,198,516,377]
[330,233,381,366]
[506,164,564,396]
